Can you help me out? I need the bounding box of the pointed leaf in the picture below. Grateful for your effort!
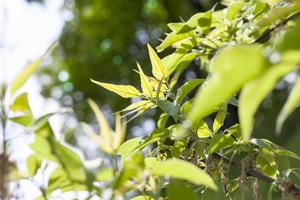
[91,79,140,98]
[277,77,300,132]
[10,93,31,113]
[88,99,113,143]
[188,45,269,126]
[240,63,297,140]
[175,79,204,105]
[213,104,227,133]
[147,44,168,80]
[149,159,217,190]
[137,63,153,98]
[10,43,57,95]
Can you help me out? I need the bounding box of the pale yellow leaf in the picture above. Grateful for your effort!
[113,113,127,149]
[88,99,113,143]
[137,63,153,98]
[91,79,140,98]
[81,122,113,154]
[147,44,168,80]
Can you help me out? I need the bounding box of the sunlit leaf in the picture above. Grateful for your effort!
[113,113,127,150]
[226,2,246,20]
[157,31,195,52]
[9,93,31,113]
[115,152,144,189]
[131,196,154,200]
[175,79,204,105]
[10,42,57,95]
[88,99,113,143]
[213,104,227,133]
[193,120,212,138]
[277,77,300,133]
[91,79,140,98]
[147,44,168,80]
[157,113,169,129]
[208,133,236,155]
[137,63,153,97]
[170,52,198,87]
[95,168,114,182]
[27,155,41,176]
[149,159,217,190]
[117,137,142,158]
[240,63,297,140]
[188,45,269,126]
[81,122,113,154]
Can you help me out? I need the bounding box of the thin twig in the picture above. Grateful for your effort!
[213,153,300,198]
[253,11,300,44]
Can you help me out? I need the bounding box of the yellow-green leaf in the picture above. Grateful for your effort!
[88,99,113,143]
[147,44,168,80]
[276,77,300,133]
[10,42,57,95]
[213,104,227,133]
[137,63,153,98]
[149,159,217,190]
[113,113,126,150]
[10,57,43,95]
[188,45,269,126]
[10,93,31,113]
[240,64,297,140]
[81,122,113,154]
[91,79,140,98]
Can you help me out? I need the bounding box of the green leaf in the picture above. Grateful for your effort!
[277,19,300,52]
[167,180,198,200]
[188,45,269,126]
[226,2,246,21]
[208,133,236,154]
[147,44,168,80]
[9,93,31,113]
[138,128,167,150]
[10,42,57,95]
[27,155,41,176]
[274,149,300,160]
[175,79,204,105]
[170,52,198,87]
[277,77,300,133]
[10,57,43,95]
[149,159,217,190]
[137,63,153,97]
[117,137,142,158]
[91,79,140,98]
[157,113,169,129]
[213,104,227,133]
[157,100,180,121]
[239,63,297,140]
[30,123,87,183]
[115,152,144,189]
[157,30,194,52]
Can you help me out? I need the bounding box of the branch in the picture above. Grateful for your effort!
[213,153,300,199]
[253,11,300,44]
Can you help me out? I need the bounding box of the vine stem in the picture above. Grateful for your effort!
[212,153,300,199]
